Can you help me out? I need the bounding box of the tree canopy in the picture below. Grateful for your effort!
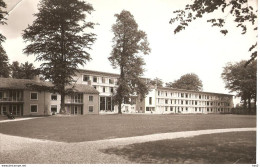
[108,10,151,114]
[166,73,203,91]
[222,60,256,111]
[23,0,96,113]
[149,77,164,87]
[170,0,257,64]
[10,61,38,79]
[0,0,9,78]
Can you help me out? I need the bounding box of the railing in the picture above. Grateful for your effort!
[0,97,23,102]
[65,99,83,104]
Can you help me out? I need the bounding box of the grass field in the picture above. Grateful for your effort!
[102,131,256,164]
[0,114,256,142]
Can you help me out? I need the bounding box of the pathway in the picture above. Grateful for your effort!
[0,127,256,164]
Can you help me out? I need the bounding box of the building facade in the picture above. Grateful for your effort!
[0,78,99,116]
[142,87,234,114]
[73,69,140,113]
[73,69,234,114]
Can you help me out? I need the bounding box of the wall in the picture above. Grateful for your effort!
[83,94,99,114]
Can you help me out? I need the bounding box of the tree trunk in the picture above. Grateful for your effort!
[60,91,66,114]
[118,100,122,114]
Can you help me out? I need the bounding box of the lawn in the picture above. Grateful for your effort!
[102,131,256,164]
[0,114,256,142]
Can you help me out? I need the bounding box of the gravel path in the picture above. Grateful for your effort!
[0,117,42,123]
[0,127,256,164]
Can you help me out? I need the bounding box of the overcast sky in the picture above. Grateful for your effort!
[1,0,257,95]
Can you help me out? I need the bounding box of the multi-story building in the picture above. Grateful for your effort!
[73,69,142,113]
[141,87,234,114]
[73,69,234,114]
[0,77,99,116]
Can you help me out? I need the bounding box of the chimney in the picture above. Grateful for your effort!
[33,75,41,82]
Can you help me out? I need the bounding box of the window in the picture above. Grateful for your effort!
[51,94,57,101]
[83,75,90,81]
[158,91,160,96]
[109,79,114,84]
[166,92,167,96]
[185,94,188,98]
[110,87,114,93]
[51,105,57,113]
[165,99,168,104]
[30,92,38,100]
[93,86,97,89]
[149,97,152,105]
[93,76,97,82]
[103,87,106,93]
[181,93,184,98]
[30,105,38,113]
[170,107,173,111]
[140,107,142,111]
[89,96,93,102]
[0,91,2,99]
[186,101,188,105]
[89,106,94,112]
[199,95,201,99]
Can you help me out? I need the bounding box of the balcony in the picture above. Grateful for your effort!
[0,97,23,103]
[65,99,83,104]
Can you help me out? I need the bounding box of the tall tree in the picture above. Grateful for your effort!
[166,73,203,91]
[0,0,10,78]
[109,10,151,114]
[222,60,256,112]
[10,61,37,79]
[149,77,164,87]
[23,0,96,113]
[170,0,257,65]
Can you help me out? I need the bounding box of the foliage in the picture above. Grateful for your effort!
[23,0,96,113]
[166,73,203,91]
[0,46,10,78]
[108,10,151,113]
[10,61,38,79]
[0,0,9,78]
[221,60,256,111]
[149,77,164,87]
[170,0,257,64]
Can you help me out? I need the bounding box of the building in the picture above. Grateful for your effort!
[0,77,99,116]
[73,69,234,114]
[73,69,142,113]
[142,86,234,114]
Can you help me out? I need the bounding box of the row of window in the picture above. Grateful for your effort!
[30,104,94,113]
[161,99,230,106]
[31,92,94,102]
[151,106,230,112]
[157,91,230,101]
[83,75,117,85]
[93,86,114,93]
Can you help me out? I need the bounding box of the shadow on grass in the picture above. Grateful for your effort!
[101,131,256,164]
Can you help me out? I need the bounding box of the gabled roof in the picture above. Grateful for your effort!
[0,77,99,94]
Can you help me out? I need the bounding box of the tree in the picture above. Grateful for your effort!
[10,61,37,79]
[222,60,256,112]
[108,10,151,114]
[149,77,164,87]
[170,0,257,65]
[0,0,10,78]
[166,73,203,91]
[23,0,96,114]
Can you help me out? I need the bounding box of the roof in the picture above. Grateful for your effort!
[77,69,120,78]
[156,86,233,97]
[0,77,99,94]
[77,69,149,80]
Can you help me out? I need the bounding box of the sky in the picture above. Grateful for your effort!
[1,0,258,96]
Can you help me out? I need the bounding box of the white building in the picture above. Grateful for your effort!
[73,69,234,114]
